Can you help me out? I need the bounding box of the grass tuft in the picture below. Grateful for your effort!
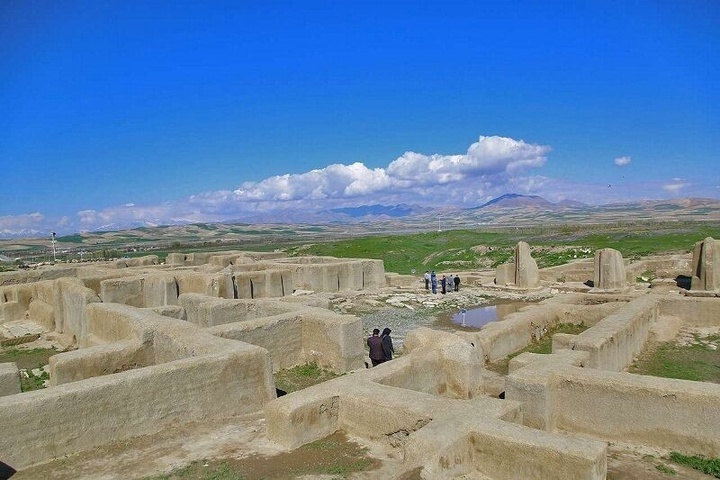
[669,452,720,478]
[655,463,677,475]
[274,362,341,394]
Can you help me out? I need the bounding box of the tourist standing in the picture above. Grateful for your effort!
[454,275,461,292]
[441,275,447,294]
[424,270,430,290]
[381,327,394,361]
[430,271,437,294]
[367,328,385,367]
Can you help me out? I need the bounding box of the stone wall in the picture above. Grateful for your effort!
[0,363,20,397]
[272,257,386,292]
[265,330,608,480]
[555,295,659,371]
[54,278,102,340]
[0,303,275,469]
[100,274,179,308]
[456,296,627,363]
[506,357,720,456]
[660,296,720,326]
[115,255,159,268]
[205,300,365,372]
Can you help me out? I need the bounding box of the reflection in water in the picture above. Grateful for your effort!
[450,303,529,328]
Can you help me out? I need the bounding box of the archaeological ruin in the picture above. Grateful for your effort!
[0,237,719,479]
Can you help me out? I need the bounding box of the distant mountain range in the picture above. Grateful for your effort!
[322,204,418,218]
[2,194,720,241]
[473,193,586,210]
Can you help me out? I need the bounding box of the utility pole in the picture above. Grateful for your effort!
[51,232,57,263]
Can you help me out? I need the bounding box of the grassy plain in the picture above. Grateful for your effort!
[2,219,719,271]
[287,223,720,274]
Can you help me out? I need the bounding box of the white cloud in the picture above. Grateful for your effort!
[0,212,44,229]
[0,135,556,237]
[614,156,631,166]
[232,136,550,204]
[387,136,549,184]
[233,162,393,201]
[663,181,690,194]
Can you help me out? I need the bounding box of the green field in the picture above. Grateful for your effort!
[287,224,720,274]
[3,220,719,273]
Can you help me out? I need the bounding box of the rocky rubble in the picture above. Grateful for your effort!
[330,284,552,353]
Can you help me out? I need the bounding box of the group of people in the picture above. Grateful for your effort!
[423,270,460,294]
[367,327,394,367]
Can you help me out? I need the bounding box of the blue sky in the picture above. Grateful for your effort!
[1,1,719,237]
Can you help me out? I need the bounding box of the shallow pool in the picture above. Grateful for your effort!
[440,302,535,329]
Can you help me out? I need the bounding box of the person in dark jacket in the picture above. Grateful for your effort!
[453,274,460,292]
[381,327,394,361]
[367,328,385,367]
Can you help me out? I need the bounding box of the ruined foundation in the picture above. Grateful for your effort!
[1,244,719,479]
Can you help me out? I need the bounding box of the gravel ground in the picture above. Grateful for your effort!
[354,286,551,353]
[360,307,436,353]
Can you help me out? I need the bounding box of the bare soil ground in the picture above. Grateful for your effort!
[13,414,393,480]
[607,444,713,479]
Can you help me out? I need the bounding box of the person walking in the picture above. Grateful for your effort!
[430,271,437,294]
[367,328,385,367]
[454,274,461,292]
[381,327,394,361]
[424,271,430,290]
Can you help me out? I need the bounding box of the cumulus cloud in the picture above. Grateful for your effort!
[234,162,393,201]
[663,179,690,194]
[0,212,47,238]
[0,135,556,237]
[614,156,631,166]
[0,212,44,230]
[233,136,550,204]
[78,202,203,228]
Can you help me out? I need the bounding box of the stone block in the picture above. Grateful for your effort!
[691,237,720,291]
[100,277,144,307]
[495,263,515,285]
[593,248,627,290]
[0,363,20,397]
[28,300,55,331]
[515,241,540,288]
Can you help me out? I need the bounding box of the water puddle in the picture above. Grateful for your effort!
[436,302,535,330]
